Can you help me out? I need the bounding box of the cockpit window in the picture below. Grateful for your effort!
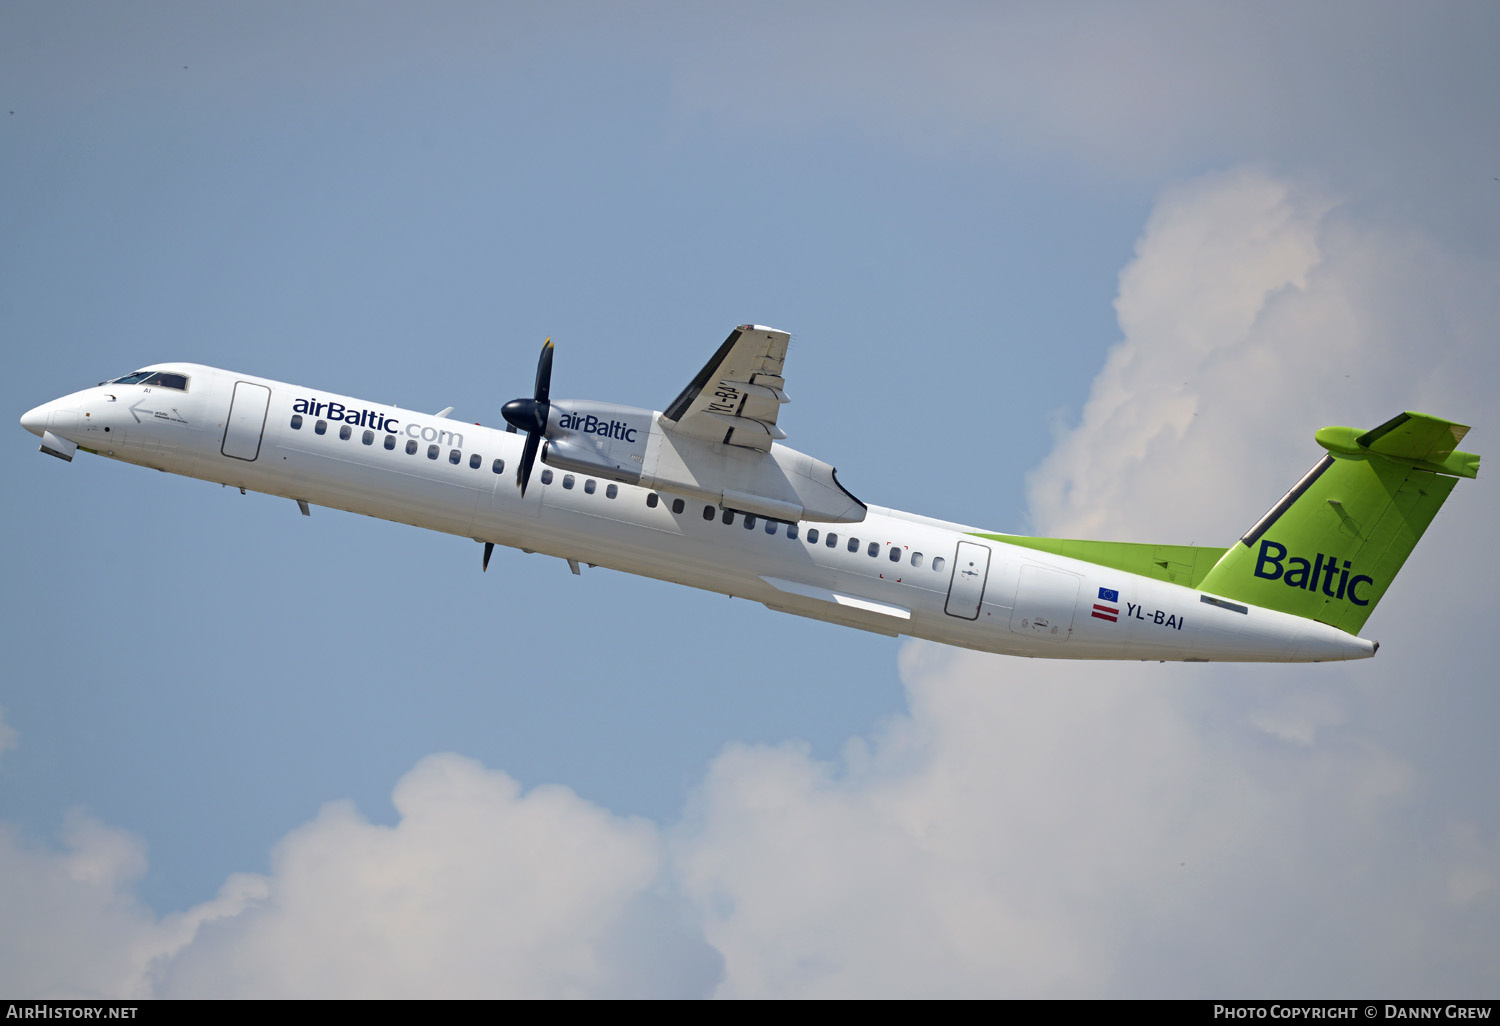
[141,372,188,391]
[100,370,189,391]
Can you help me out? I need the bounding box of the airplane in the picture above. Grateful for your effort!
[19,325,1480,662]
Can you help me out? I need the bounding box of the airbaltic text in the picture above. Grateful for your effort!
[294,397,396,432]
[557,411,637,442]
[1253,539,1374,605]
[293,398,463,448]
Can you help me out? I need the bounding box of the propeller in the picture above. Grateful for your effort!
[501,338,553,496]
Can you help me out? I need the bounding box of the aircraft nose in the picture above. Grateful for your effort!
[20,403,51,437]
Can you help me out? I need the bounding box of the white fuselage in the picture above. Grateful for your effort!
[22,363,1375,662]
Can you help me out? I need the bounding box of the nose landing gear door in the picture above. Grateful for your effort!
[944,540,991,620]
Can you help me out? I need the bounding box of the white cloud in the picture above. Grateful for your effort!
[0,811,252,1000]
[1027,166,1499,544]
[152,754,717,998]
[1249,690,1348,748]
[1027,168,1333,540]
[1,755,717,998]
[673,643,1484,997]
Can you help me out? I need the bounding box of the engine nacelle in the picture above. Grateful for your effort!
[538,399,865,523]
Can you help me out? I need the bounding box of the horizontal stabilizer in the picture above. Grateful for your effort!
[1316,412,1479,478]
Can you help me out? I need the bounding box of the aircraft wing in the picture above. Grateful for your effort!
[660,324,791,451]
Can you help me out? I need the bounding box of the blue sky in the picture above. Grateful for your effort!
[2,2,1497,998]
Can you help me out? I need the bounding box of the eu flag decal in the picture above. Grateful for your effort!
[1092,586,1120,623]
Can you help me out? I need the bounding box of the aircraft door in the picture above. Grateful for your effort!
[944,540,991,619]
[1008,565,1080,642]
[221,381,271,461]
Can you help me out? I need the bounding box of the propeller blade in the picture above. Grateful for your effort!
[503,338,556,496]
[482,541,493,572]
[517,430,542,495]
[534,338,553,403]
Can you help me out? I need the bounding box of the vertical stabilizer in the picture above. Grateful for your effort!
[1195,413,1478,634]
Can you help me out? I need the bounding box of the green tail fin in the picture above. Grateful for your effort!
[1195,412,1479,633]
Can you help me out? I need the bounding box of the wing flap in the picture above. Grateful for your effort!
[703,411,788,442]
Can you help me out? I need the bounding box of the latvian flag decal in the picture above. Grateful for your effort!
[1092,587,1120,623]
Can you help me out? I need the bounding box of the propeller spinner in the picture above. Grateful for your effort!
[501,338,554,496]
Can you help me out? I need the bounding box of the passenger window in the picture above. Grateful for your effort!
[912,552,924,567]
[848,538,859,553]
[606,484,618,499]
[722,509,734,525]
[563,474,574,489]
[492,458,504,473]
[407,439,418,455]
[291,414,303,430]
[470,453,482,469]
[363,430,374,445]
[584,479,596,494]
[384,435,396,450]
[933,556,946,572]
[315,420,327,435]
[703,505,715,520]
[869,542,880,557]
[449,449,461,465]
[540,469,553,485]
[339,424,352,441]
[672,498,684,514]
[646,492,658,508]
[806,528,818,544]
[427,444,439,460]
[765,520,777,535]
[745,514,757,530]
[826,533,838,548]
[787,524,799,540]
[889,547,901,562]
